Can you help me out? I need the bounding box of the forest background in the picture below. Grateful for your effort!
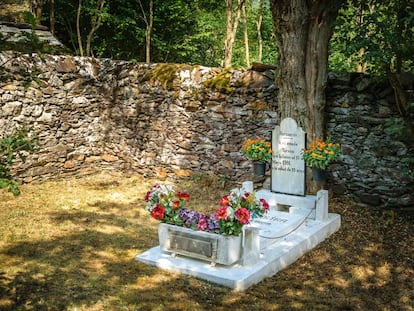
[2,0,413,76]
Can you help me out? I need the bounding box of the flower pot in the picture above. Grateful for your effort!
[312,167,327,183]
[253,162,266,177]
[158,223,242,266]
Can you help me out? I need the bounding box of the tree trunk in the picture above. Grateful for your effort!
[76,0,83,56]
[270,0,342,142]
[138,0,153,63]
[256,0,263,62]
[224,0,244,68]
[146,0,153,63]
[49,0,55,35]
[32,0,43,20]
[242,1,250,67]
[85,0,105,57]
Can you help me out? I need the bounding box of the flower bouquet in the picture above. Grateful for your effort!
[144,185,269,236]
[215,189,269,235]
[144,184,190,225]
[302,138,341,170]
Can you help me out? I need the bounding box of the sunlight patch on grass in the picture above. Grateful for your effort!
[0,172,412,310]
[352,265,376,281]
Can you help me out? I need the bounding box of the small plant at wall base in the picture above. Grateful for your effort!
[144,185,269,236]
[302,138,341,170]
[0,127,38,196]
[241,138,272,163]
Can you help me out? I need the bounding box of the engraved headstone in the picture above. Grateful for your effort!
[271,118,306,195]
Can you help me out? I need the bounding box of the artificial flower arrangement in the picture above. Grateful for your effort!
[144,184,270,236]
[302,137,341,170]
[241,138,272,163]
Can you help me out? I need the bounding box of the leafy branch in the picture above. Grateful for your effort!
[0,127,39,196]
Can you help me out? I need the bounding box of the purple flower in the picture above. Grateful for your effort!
[207,215,220,232]
[179,208,200,227]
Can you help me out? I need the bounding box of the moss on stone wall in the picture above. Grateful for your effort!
[203,69,233,93]
[145,63,191,90]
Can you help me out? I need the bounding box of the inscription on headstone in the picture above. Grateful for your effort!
[271,118,306,195]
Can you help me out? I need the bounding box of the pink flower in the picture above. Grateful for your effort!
[260,198,270,211]
[144,190,152,202]
[235,208,250,224]
[197,215,208,231]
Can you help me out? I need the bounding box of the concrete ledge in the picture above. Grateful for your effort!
[136,213,341,291]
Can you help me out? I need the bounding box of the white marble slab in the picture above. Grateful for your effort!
[250,210,307,249]
[136,213,341,291]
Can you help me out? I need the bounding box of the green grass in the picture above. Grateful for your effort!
[0,172,413,310]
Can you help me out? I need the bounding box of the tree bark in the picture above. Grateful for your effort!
[256,0,263,62]
[242,1,250,67]
[76,0,83,56]
[138,0,153,63]
[86,0,105,57]
[49,0,55,35]
[270,0,343,142]
[224,0,244,68]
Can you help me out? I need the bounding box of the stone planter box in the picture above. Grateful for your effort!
[158,223,242,266]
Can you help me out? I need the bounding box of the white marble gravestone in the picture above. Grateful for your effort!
[271,118,306,196]
[136,118,341,291]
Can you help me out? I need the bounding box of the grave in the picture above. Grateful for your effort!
[136,118,341,290]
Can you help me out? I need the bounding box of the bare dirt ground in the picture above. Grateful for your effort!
[0,172,413,311]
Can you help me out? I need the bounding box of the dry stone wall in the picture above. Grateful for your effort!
[0,51,278,183]
[326,73,413,208]
[0,52,413,207]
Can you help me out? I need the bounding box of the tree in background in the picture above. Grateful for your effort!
[224,0,244,68]
[75,0,107,56]
[137,0,153,63]
[31,0,275,67]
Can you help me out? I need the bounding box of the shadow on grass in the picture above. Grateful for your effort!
[0,196,413,310]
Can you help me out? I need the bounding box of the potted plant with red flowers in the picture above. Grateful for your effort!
[144,185,269,265]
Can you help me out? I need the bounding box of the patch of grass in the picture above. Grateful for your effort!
[0,172,413,310]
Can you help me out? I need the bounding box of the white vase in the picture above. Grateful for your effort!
[158,223,242,266]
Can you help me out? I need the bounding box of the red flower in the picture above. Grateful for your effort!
[235,208,250,224]
[151,204,165,220]
[219,195,230,207]
[215,207,228,220]
[172,200,180,210]
[260,198,270,211]
[176,192,190,201]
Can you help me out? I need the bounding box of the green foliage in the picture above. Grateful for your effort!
[329,0,414,75]
[39,0,277,67]
[385,117,405,136]
[385,117,414,176]
[0,127,38,196]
